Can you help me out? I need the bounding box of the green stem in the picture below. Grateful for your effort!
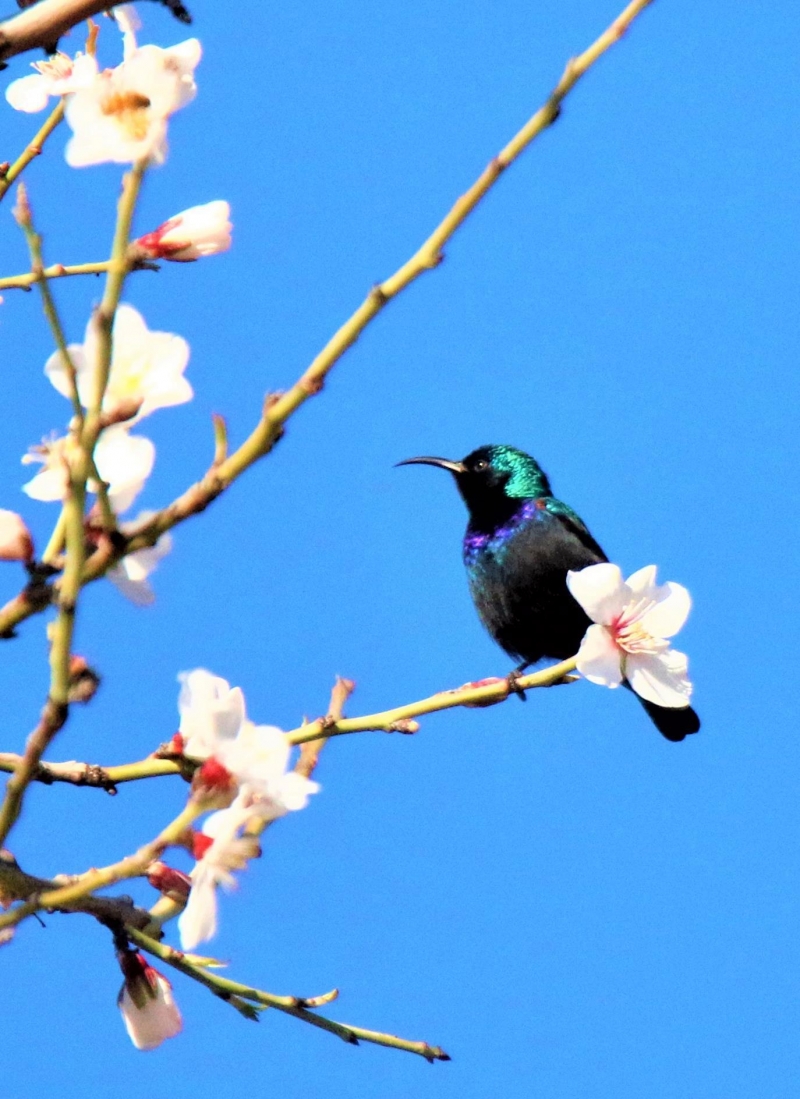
[0,800,202,930]
[40,510,67,566]
[0,260,111,292]
[0,100,65,204]
[286,658,579,744]
[16,195,84,421]
[81,160,147,452]
[129,929,450,1062]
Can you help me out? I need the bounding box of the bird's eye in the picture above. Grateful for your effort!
[473,459,489,472]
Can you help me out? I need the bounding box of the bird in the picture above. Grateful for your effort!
[397,444,700,742]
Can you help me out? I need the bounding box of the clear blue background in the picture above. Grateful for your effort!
[0,1,798,1096]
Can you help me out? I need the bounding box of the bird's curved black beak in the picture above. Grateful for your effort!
[395,456,467,474]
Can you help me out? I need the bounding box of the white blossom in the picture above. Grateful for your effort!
[107,512,172,605]
[178,794,256,950]
[65,37,201,166]
[135,200,232,262]
[118,954,182,1051]
[217,722,320,821]
[5,52,98,113]
[178,669,246,760]
[22,426,154,513]
[567,563,693,709]
[45,303,191,422]
[176,670,320,948]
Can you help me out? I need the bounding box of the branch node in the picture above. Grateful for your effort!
[387,718,419,734]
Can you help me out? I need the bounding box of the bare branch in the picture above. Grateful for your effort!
[129,928,451,1062]
[0,0,191,68]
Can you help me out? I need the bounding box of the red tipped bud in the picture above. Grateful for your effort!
[0,510,34,564]
[147,861,191,902]
[117,951,182,1050]
[134,201,232,263]
[67,655,101,703]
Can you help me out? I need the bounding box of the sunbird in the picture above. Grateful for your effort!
[398,444,700,741]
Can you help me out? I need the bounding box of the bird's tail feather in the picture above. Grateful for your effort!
[621,682,700,741]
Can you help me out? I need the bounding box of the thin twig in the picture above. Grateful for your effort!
[0,100,64,203]
[296,674,355,780]
[0,0,191,67]
[0,851,155,929]
[0,164,146,845]
[14,182,83,419]
[0,260,111,291]
[0,799,203,931]
[128,928,450,1062]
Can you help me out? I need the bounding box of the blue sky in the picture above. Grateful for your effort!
[1,1,799,1096]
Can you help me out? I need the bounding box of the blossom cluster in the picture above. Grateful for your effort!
[116,670,319,1051]
[3,9,232,604]
[175,669,320,951]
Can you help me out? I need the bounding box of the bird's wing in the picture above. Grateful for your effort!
[544,498,608,563]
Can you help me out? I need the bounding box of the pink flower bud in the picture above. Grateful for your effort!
[0,510,34,564]
[135,201,232,262]
[147,861,191,902]
[67,654,101,704]
[117,952,182,1051]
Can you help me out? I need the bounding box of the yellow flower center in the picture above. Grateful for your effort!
[611,598,669,655]
[101,91,151,140]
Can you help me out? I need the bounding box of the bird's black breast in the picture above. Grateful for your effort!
[463,501,606,664]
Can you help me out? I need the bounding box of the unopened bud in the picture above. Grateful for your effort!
[133,201,232,263]
[117,950,182,1050]
[0,510,34,564]
[67,655,101,704]
[99,396,144,428]
[12,183,31,229]
[147,861,191,902]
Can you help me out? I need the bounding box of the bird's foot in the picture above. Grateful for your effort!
[506,668,528,702]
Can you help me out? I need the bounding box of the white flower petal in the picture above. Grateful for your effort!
[178,670,246,757]
[575,623,624,687]
[107,566,155,606]
[94,427,155,513]
[5,73,51,113]
[624,565,659,600]
[119,972,182,1051]
[639,582,691,639]
[44,344,87,399]
[567,563,627,626]
[178,869,218,950]
[626,648,692,708]
[22,465,67,502]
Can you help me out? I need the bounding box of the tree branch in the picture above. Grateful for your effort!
[0,99,64,203]
[0,850,154,929]
[128,928,450,1062]
[0,259,111,290]
[0,660,578,794]
[0,0,191,68]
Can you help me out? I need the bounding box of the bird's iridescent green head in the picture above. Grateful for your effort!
[397,444,552,529]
